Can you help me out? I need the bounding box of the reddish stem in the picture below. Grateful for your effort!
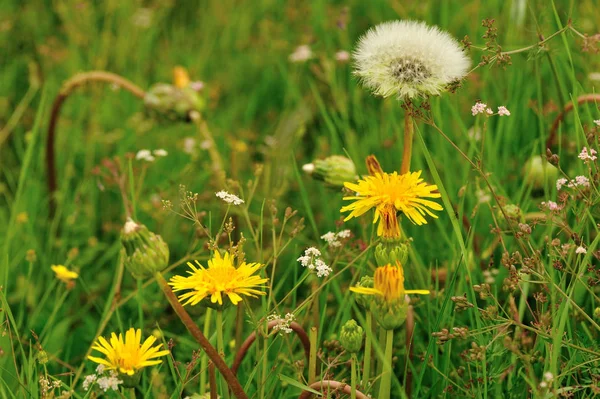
[546,94,600,149]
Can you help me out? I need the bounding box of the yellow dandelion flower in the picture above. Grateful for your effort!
[169,251,268,306]
[88,328,170,376]
[51,265,78,283]
[350,263,429,302]
[340,170,442,238]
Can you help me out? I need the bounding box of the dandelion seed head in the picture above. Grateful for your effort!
[353,20,470,99]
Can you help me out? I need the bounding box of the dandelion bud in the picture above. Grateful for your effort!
[496,204,524,230]
[121,218,169,279]
[307,155,358,187]
[523,155,558,191]
[355,276,374,310]
[144,83,205,122]
[339,319,364,353]
[371,295,408,330]
[375,242,409,266]
[594,307,600,320]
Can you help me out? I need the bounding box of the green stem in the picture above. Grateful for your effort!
[351,354,357,399]
[308,327,318,384]
[378,329,394,399]
[154,273,248,399]
[216,309,231,399]
[362,311,372,389]
[400,111,414,174]
[200,308,212,394]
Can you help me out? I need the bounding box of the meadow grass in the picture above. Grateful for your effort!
[1,0,600,398]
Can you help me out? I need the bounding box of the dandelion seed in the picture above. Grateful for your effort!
[578,147,597,162]
[51,265,78,283]
[215,191,244,205]
[497,106,511,116]
[153,149,168,157]
[471,102,487,116]
[169,251,268,306]
[576,246,587,254]
[556,178,568,191]
[289,45,313,63]
[354,20,470,99]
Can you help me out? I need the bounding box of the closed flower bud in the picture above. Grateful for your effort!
[523,155,558,191]
[594,307,600,320]
[305,155,358,187]
[121,218,169,279]
[375,242,409,266]
[371,295,408,330]
[355,276,374,310]
[496,204,524,230]
[339,319,364,353]
[144,83,205,122]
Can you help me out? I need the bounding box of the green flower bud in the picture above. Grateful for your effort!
[121,219,169,279]
[594,307,600,320]
[119,370,142,388]
[370,296,408,330]
[354,276,374,310]
[303,155,358,188]
[375,242,409,266]
[36,350,49,365]
[523,155,558,191]
[144,83,205,122]
[339,319,364,353]
[495,204,524,230]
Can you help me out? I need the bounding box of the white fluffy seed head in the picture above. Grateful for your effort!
[353,20,471,99]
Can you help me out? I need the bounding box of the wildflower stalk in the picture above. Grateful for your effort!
[362,311,372,388]
[378,329,394,399]
[200,308,213,395]
[154,272,248,399]
[400,111,414,174]
[351,353,358,399]
[216,309,231,399]
[308,327,318,383]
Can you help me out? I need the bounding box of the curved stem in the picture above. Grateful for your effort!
[231,320,311,375]
[400,112,414,174]
[46,71,146,213]
[546,93,600,149]
[154,272,248,399]
[297,380,369,399]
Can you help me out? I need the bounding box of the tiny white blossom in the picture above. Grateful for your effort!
[82,375,97,391]
[543,372,554,382]
[471,102,487,116]
[268,313,295,334]
[135,149,155,162]
[297,248,331,277]
[336,230,351,239]
[335,50,350,62]
[485,107,493,115]
[578,147,597,162]
[304,247,321,257]
[96,373,122,392]
[289,45,313,63]
[314,259,332,277]
[575,175,590,187]
[215,191,244,205]
[321,232,340,247]
[302,163,315,174]
[190,81,205,91]
[542,201,560,211]
[576,246,587,254]
[594,119,600,126]
[539,381,548,389]
[153,149,168,157]
[556,178,568,191]
[497,106,510,116]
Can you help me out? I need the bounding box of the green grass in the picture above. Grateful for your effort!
[1,0,600,398]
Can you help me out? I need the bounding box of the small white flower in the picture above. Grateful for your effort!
[485,107,493,115]
[594,119,600,126]
[336,229,351,239]
[297,248,331,277]
[556,178,568,191]
[471,102,488,116]
[497,106,510,116]
[268,313,295,334]
[82,375,97,391]
[190,81,205,91]
[542,201,561,211]
[578,147,597,162]
[335,50,350,62]
[302,163,315,174]
[575,175,590,187]
[321,232,340,247]
[353,20,470,99]
[135,149,155,162]
[289,45,313,63]
[539,381,548,389]
[183,137,197,155]
[304,247,321,257]
[123,218,139,234]
[576,246,587,254]
[96,373,122,392]
[153,149,168,157]
[314,259,332,277]
[543,372,554,382]
[215,191,244,205]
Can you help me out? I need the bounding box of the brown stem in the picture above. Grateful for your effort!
[46,71,146,214]
[297,380,369,399]
[546,93,600,149]
[231,320,311,375]
[154,272,249,399]
[209,362,218,399]
[405,305,415,399]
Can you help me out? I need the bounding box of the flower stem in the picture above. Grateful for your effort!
[351,354,358,399]
[216,309,231,399]
[154,273,248,399]
[308,327,318,384]
[362,311,372,389]
[378,329,394,399]
[400,111,414,174]
[200,308,213,394]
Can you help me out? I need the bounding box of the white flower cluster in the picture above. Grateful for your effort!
[39,376,61,394]
[556,176,590,190]
[320,229,351,248]
[267,312,295,334]
[215,190,245,205]
[136,148,168,162]
[297,248,332,278]
[541,201,561,211]
[594,119,600,126]
[576,246,587,255]
[578,147,597,163]
[539,371,554,389]
[82,364,122,392]
[471,102,510,117]
[289,45,313,63]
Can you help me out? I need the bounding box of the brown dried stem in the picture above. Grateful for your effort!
[297,380,369,399]
[46,71,146,213]
[546,93,600,149]
[231,320,311,375]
